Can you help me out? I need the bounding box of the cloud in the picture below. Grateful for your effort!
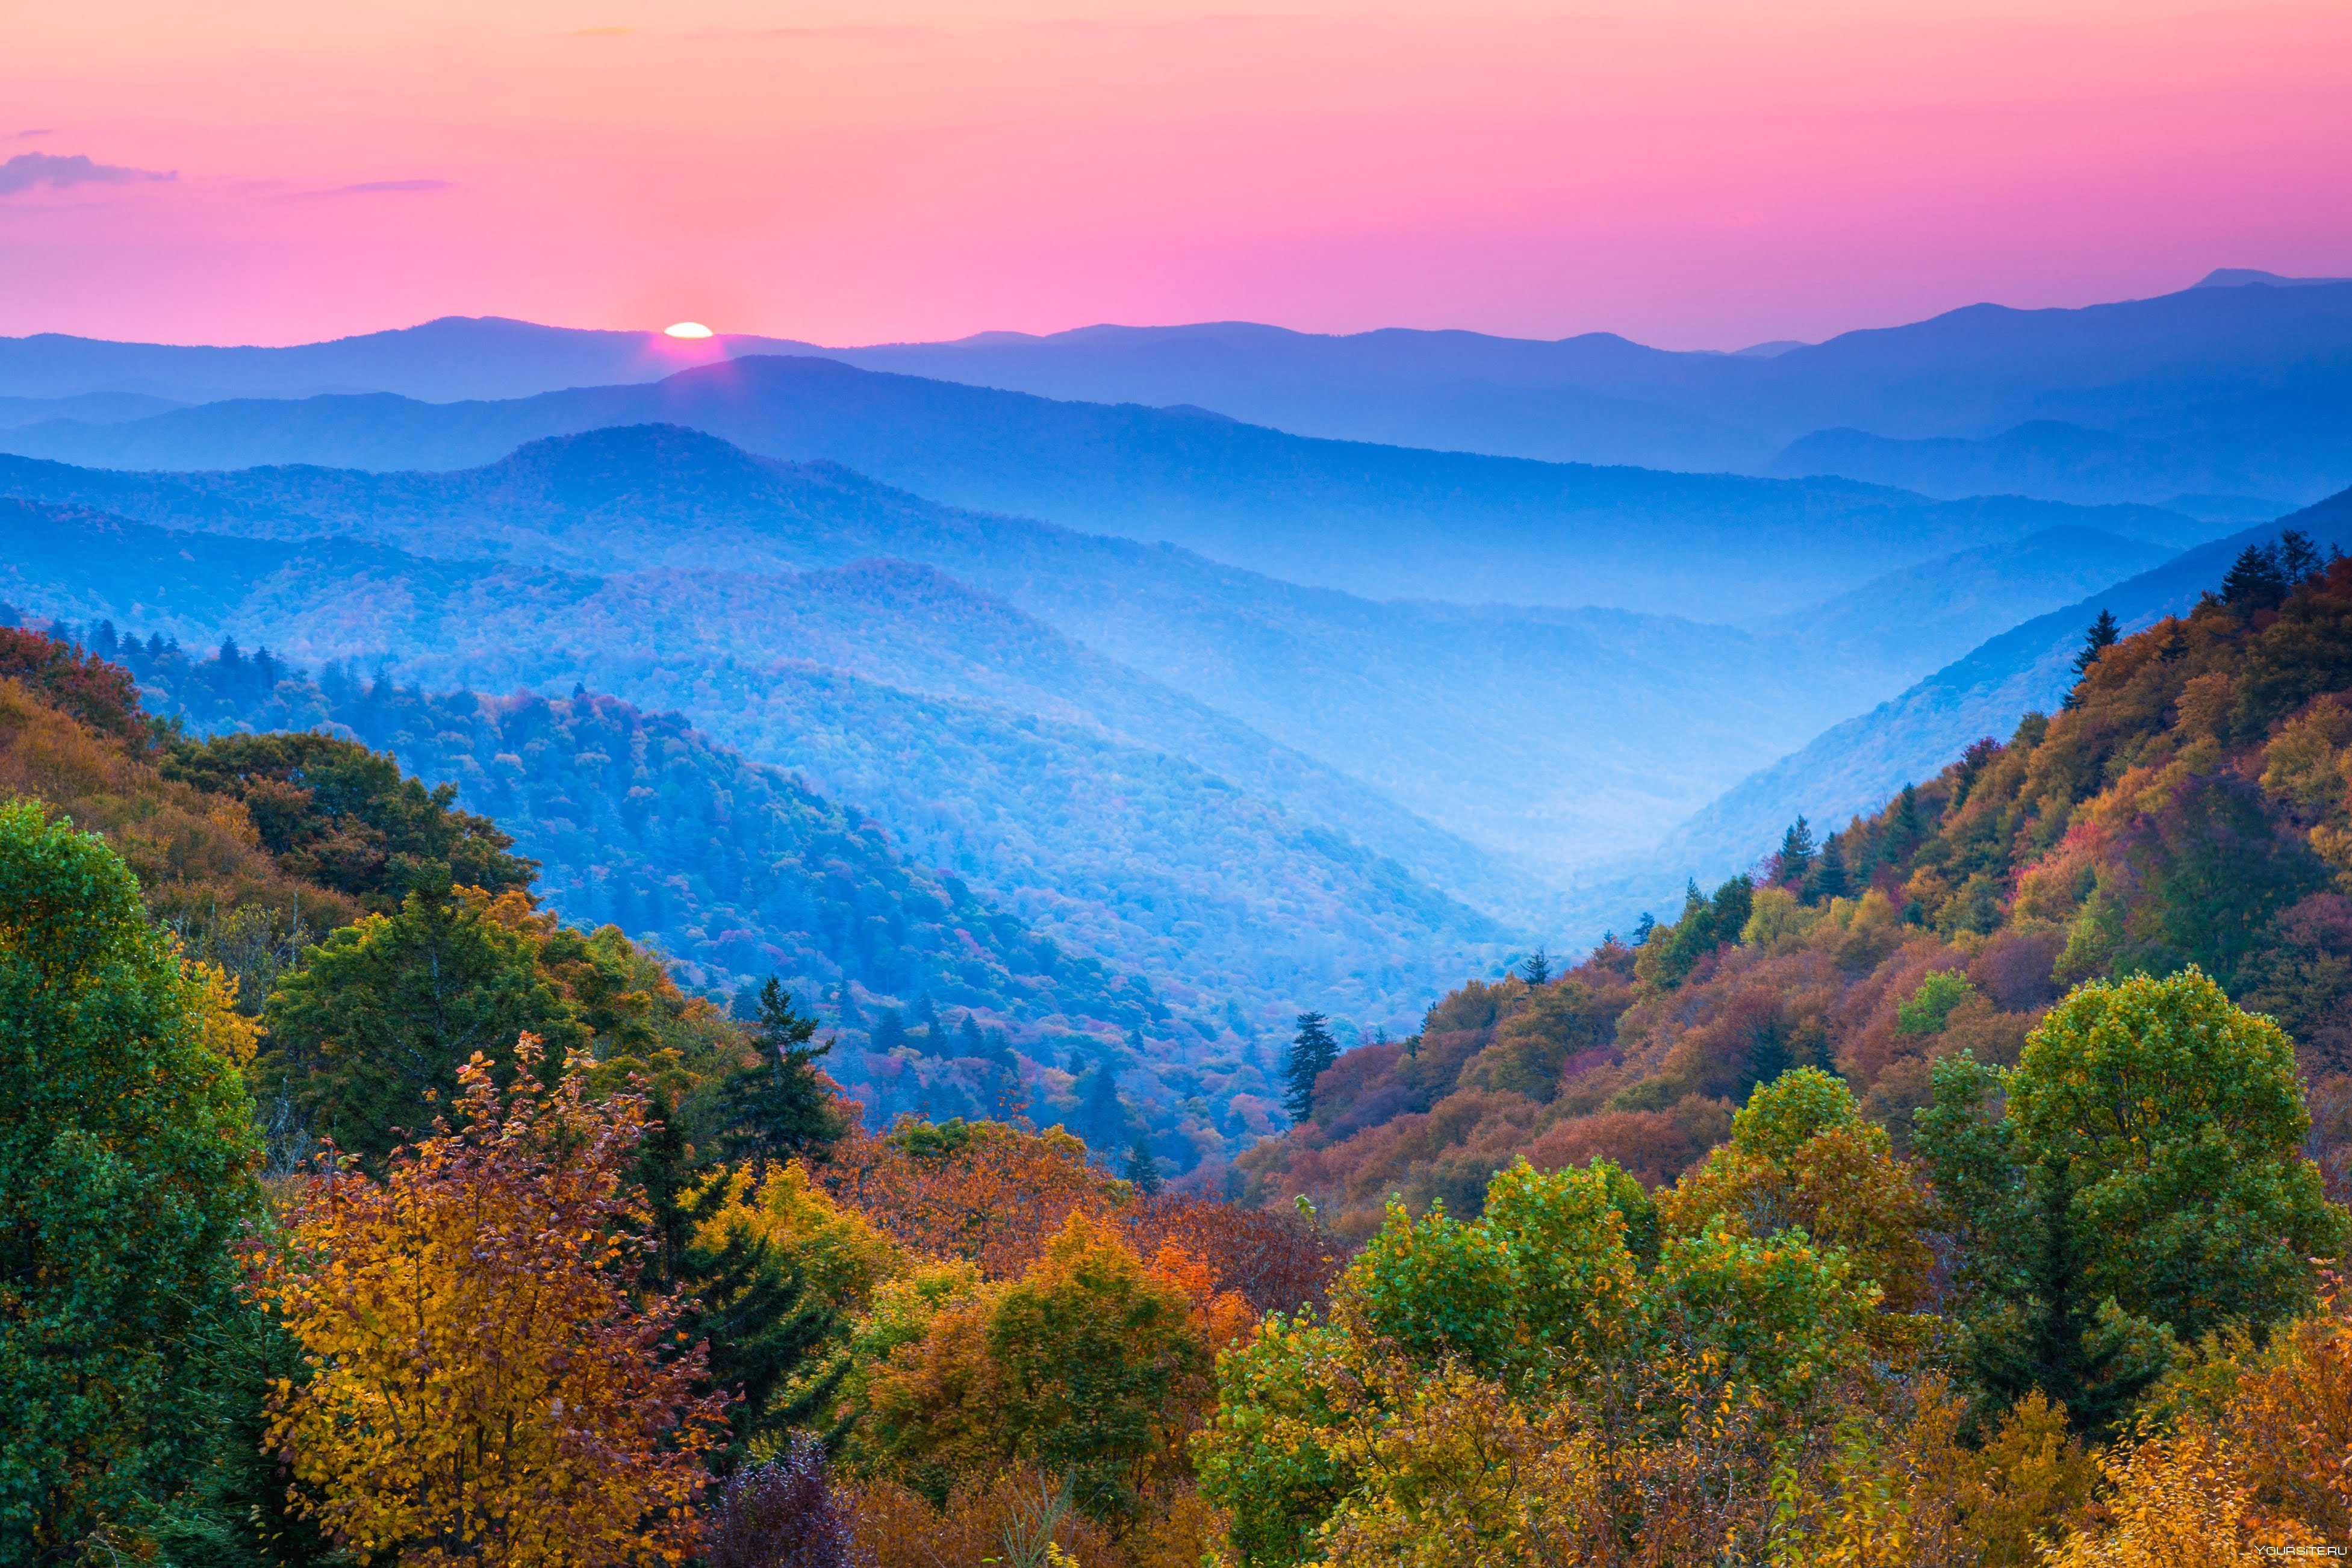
[317,178,455,195]
[0,151,175,196]
[14,128,57,138]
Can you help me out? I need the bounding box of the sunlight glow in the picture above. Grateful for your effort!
[663,321,714,338]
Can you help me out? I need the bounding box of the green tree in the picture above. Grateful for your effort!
[1809,832,1849,903]
[261,879,587,1165]
[1123,1137,1163,1195]
[0,799,263,1560]
[2005,969,2345,1339]
[1776,816,1817,882]
[1283,1012,1341,1122]
[1916,972,2348,1430]
[716,977,848,1166]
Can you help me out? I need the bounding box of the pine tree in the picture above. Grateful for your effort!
[873,1007,908,1055]
[2280,526,2322,585]
[914,994,942,1046]
[2062,609,2122,708]
[1081,1062,1127,1151]
[957,1011,986,1059]
[1519,947,1551,986]
[1283,1012,1341,1122]
[2070,610,2120,678]
[2221,543,2289,614]
[1776,816,1816,882]
[717,977,848,1165]
[1632,912,1657,946]
[1888,783,1926,856]
[1123,1137,1162,1195]
[1811,832,1849,903]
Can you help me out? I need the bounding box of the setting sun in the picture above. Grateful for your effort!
[663,321,713,338]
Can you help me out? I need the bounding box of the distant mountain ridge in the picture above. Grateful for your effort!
[10,273,2345,508]
[0,427,2199,884]
[0,492,1520,1027]
[0,356,2214,619]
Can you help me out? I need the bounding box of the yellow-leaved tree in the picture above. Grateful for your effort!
[253,1034,730,1566]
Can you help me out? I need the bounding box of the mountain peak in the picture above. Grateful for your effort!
[2192,267,2352,289]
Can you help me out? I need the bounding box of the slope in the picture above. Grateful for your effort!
[1657,488,2352,897]
[0,431,1951,882]
[0,499,1513,1027]
[1239,540,2352,1233]
[0,357,2212,619]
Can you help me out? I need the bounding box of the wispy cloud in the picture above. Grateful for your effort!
[315,178,454,196]
[0,151,175,196]
[14,128,57,139]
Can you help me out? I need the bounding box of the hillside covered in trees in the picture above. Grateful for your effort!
[12,600,2352,1564]
[1249,533,2352,1235]
[0,619,1302,1172]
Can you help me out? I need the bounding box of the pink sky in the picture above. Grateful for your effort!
[5,0,2350,350]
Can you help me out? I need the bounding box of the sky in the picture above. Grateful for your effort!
[4,0,2351,350]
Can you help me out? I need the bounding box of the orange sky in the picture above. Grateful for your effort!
[5,0,2350,347]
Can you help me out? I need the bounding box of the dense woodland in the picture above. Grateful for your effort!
[6,540,2352,1565]
[0,616,1290,1175]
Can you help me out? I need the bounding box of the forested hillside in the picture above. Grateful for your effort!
[1249,535,2352,1235]
[2,619,1324,1168]
[1655,488,2352,910]
[0,499,1516,1028]
[0,429,2196,879]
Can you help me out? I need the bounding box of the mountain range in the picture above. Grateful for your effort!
[7,269,2345,511]
[0,427,2200,886]
[0,356,2217,620]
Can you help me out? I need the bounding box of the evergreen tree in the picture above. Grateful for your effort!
[2062,609,2123,707]
[717,977,848,1166]
[1631,912,1657,946]
[1080,1061,1127,1151]
[1776,816,1816,882]
[2221,542,2289,614]
[1519,947,1551,986]
[1283,1012,1342,1122]
[957,1010,987,1059]
[1887,783,1926,856]
[1123,1137,1163,1195]
[2280,526,2322,585]
[2069,609,2120,678]
[873,1006,909,1054]
[913,993,942,1045]
[1811,832,1849,903]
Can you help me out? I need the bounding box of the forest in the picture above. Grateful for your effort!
[6,536,2352,1566]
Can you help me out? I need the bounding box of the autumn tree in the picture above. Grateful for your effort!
[1660,1067,1935,1313]
[827,1119,1125,1281]
[852,1212,1213,1522]
[254,1036,728,1567]
[163,731,534,913]
[1283,1013,1340,1122]
[0,799,263,1561]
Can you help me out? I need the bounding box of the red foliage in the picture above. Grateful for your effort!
[0,627,148,748]
[1121,1192,1343,1316]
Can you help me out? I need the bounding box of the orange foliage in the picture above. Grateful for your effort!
[252,1037,728,1566]
[1119,1192,1340,1315]
[826,1120,1124,1280]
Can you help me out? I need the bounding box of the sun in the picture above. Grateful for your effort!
[663,321,714,339]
